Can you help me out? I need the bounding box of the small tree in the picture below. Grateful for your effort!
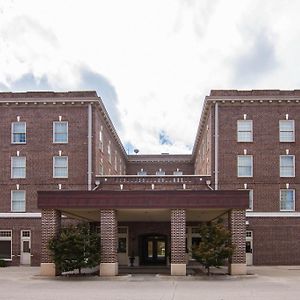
[192,220,234,275]
[49,223,100,275]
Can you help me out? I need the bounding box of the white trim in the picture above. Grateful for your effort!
[280,155,295,177]
[11,122,26,144]
[11,156,26,179]
[279,120,295,142]
[246,212,300,217]
[237,120,253,142]
[11,190,26,212]
[237,155,253,177]
[53,121,68,144]
[0,213,41,218]
[53,156,68,178]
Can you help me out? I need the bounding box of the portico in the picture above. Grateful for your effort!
[38,189,248,276]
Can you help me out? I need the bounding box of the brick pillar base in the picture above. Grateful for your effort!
[171,209,186,276]
[40,209,61,276]
[100,209,118,276]
[228,209,246,275]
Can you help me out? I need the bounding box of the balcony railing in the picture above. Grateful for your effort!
[94,175,212,191]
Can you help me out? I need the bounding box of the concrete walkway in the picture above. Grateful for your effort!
[1,266,300,299]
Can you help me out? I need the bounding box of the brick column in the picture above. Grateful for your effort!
[171,209,186,276]
[40,209,61,276]
[100,209,118,276]
[228,209,246,275]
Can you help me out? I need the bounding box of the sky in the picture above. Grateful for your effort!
[1,0,300,154]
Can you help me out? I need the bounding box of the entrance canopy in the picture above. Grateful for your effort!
[38,190,248,222]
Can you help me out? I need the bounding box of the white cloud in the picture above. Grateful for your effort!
[1,0,300,153]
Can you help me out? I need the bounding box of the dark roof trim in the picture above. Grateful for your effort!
[38,190,248,209]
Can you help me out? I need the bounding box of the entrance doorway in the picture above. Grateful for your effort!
[140,234,167,265]
[246,231,253,265]
[20,230,31,265]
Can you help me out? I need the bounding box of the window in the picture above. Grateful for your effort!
[247,189,253,211]
[137,169,147,176]
[114,151,118,171]
[280,155,295,177]
[108,143,111,163]
[99,129,103,152]
[0,230,12,260]
[53,156,68,178]
[99,163,104,175]
[12,122,26,144]
[156,169,165,175]
[11,191,26,212]
[53,121,68,143]
[237,155,253,177]
[173,170,183,175]
[279,120,295,142]
[11,157,26,178]
[237,120,253,142]
[280,189,295,211]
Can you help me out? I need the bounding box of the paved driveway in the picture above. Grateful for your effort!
[1,266,300,300]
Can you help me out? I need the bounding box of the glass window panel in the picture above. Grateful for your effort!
[238,156,253,177]
[11,157,26,178]
[53,157,68,178]
[279,120,295,142]
[237,120,253,142]
[12,122,26,143]
[280,190,295,211]
[280,156,295,177]
[0,241,11,259]
[11,191,25,212]
[53,122,68,143]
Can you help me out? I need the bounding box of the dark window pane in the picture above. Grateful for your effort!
[0,241,11,259]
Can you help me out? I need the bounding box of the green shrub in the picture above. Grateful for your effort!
[0,260,6,267]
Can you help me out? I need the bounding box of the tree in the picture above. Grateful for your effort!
[48,223,100,275]
[192,220,234,275]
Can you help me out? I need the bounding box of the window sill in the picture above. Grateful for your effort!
[11,142,27,145]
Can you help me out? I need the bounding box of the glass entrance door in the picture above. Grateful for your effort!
[141,235,167,265]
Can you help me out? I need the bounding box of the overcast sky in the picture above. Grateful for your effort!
[1,0,300,154]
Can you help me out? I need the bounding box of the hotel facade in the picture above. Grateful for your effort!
[0,90,299,276]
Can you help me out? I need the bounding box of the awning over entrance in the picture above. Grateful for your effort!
[38,190,249,210]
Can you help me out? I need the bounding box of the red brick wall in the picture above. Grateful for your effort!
[0,104,89,213]
[249,217,300,265]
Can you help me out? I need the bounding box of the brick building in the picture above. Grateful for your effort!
[1,89,299,276]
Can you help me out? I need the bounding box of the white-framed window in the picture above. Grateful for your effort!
[114,151,118,171]
[237,155,253,177]
[99,129,104,152]
[0,230,12,260]
[237,120,253,142]
[53,156,68,178]
[279,120,295,142]
[173,169,183,175]
[280,155,295,177]
[99,163,104,175]
[156,168,165,175]
[11,122,26,144]
[247,189,253,211]
[137,169,147,176]
[11,190,26,212]
[108,142,111,163]
[280,189,295,211]
[53,121,68,143]
[11,157,26,178]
